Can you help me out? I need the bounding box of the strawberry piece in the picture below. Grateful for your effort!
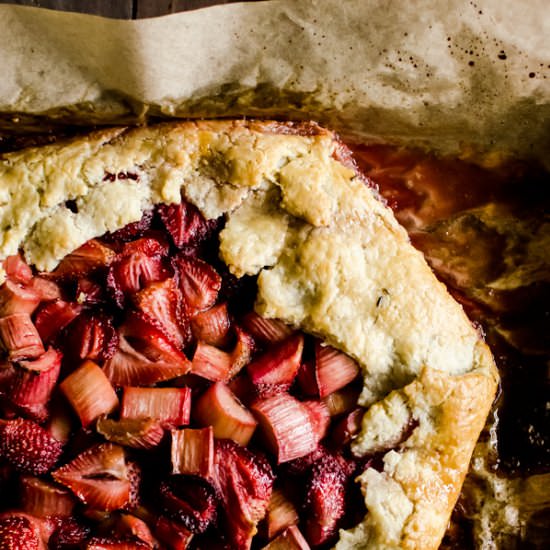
[27,277,62,302]
[119,313,191,371]
[133,278,189,348]
[190,303,231,347]
[103,209,153,243]
[171,426,214,478]
[86,537,151,549]
[191,342,232,382]
[121,236,170,258]
[194,382,257,447]
[313,342,360,398]
[247,335,303,389]
[157,200,214,249]
[49,240,115,280]
[214,439,274,549]
[103,334,190,388]
[120,387,191,429]
[154,516,194,550]
[261,488,298,540]
[126,460,142,511]
[330,408,364,447]
[159,476,218,534]
[3,254,33,284]
[322,386,361,417]
[10,348,62,420]
[34,300,82,344]
[20,476,76,518]
[96,417,165,450]
[60,360,119,427]
[64,312,118,363]
[75,278,105,305]
[0,514,42,550]
[303,454,348,546]
[0,280,40,317]
[262,526,311,550]
[52,443,131,512]
[251,394,322,463]
[0,418,63,474]
[172,256,221,314]
[113,514,156,548]
[283,446,330,478]
[49,517,91,549]
[240,312,293,346]
[0,313,44,361]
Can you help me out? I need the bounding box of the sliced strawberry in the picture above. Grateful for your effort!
[157,200,215,249]
[247,335,303,389]
[190,303,231,347]
[240,312,293,346]
[0,280,40,316]
[154,516,194,550]
[314,342,360,398]
[0,418,63,474]
[96,417,165,450]
[27,277,62,302]
[121,236,170,258]
[191,342,232,382]
[103,334,189,388]
[0,313,44,361]
[171,426,214,478]
[86,536,151,549]
[262,526,311,550]
[303,454,348,546]
[214,439,274,549]
[0,514,42,550]
[330,408,364,447]
[20,476,76,518]
[126,460,142,512]
[34,300,82,344]
[172,256,221,314]
[48,517,91,550]
[119,313,191,371]
[103,209,153,243]
[194,382,257,447]
[251,394,322,464]
[261,488,298,540]
[75,277,105,305]
[52,443,131,512]
[120,387,191,429]
[10,348,62,420]
[64,312,118,363]
[49,240,116,280]
[322,386,361,417]
[133,278,189,348]
[60,360,119,428]
[159,475,218,534]
[3,254,33,284]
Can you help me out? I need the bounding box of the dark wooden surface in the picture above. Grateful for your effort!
[0,0,247,18]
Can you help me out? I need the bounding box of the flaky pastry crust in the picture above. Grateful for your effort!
[0,120,498,549]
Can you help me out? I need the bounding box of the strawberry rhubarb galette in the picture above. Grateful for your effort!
[0,121,498,549]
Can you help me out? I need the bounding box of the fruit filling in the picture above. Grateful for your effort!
[0,198,384,549]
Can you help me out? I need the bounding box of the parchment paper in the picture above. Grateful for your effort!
[0,0,548,163]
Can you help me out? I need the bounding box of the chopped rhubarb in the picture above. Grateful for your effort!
[0,418,63,475]
[155,516,194,550]
[28,276,62,302]
[104,334,190,388]
[60,360,119,427]
[64,312,118,363]
[172,256,221,314]
[194,382,257,446]
[157,200,215,249]
[262,526,311,550]
[113,514,156,547]
[20,475,76,518]
[52,443,131,512]
[17,346,62,373]
[261,488,299,540]
[322,386,361,417]
[159,476,218,534]
[214,439,274,549]
[96,417,165,450]
[331,408,365,447]
[191,341,232,381]
[34,300,82,344]
[171,426,214,478]
[302,400,330,444]
[251,394,322,463]
[228,326,256,378]
[45,397,74,443]
[190,302,231,347]
[0,280,40,316]
[314,342,360,398]
[49,239,116,280]
[296,360,318,397]
[120,387,191,428]
[0,313,44,361]
[3,254,33,284]
[241,312,293,346]
[247,334,303,388]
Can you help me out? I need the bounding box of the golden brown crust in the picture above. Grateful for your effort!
[0,120,498,549]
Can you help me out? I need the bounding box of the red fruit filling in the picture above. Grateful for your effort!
[0,201,372,549]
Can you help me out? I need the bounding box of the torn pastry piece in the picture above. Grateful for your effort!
[0,120,498,549]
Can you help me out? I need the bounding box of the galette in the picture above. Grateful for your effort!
[0,120,498,549]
